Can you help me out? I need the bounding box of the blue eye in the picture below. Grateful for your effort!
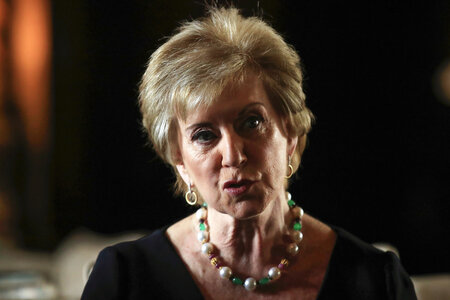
[192,130,216,143]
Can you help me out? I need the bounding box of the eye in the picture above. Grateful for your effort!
[243,115,263,129]
[192,130,217,143]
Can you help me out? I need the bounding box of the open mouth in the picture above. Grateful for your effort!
[224,180,250,188]
[223,180,254,196]
[228,183,244,188]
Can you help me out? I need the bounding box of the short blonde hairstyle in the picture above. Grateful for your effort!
[139,7,314,195]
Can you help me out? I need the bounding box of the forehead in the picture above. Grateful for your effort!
[181,74,274,123]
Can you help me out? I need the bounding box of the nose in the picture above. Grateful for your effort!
[220,129,247,168]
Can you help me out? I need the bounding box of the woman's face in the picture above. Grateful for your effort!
[176,74,297,219]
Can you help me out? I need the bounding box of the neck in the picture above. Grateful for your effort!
[205,194,292,276]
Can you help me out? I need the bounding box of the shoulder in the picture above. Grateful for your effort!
[332,226,386,260]
[331,225,401,271]
[95,228,171,273]
[82,225,202,300]
[319,225,417,300]
[81,228,178,300]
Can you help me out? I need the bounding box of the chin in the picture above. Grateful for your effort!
[229,197,269,220]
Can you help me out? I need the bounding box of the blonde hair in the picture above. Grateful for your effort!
[139,7,314,196]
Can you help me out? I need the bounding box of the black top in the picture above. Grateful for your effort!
[81,225,417,300]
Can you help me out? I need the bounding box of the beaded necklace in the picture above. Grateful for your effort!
[195,192,304,291]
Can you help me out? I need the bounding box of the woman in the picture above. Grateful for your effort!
[82,7,417,300]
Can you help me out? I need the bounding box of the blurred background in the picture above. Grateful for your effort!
[0,0,449,298]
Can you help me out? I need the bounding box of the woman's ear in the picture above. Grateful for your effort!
[282,117,298,154]
[175,160,191,186]
[287,135,299,158]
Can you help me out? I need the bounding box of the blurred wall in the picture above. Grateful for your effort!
[0,0,52,249]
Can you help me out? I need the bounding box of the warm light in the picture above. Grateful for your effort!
[0,0,7,97]
[10,0,51,151]
[433,59,450,106]
[0,0,9,146]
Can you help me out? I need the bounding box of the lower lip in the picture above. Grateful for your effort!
[224,182,254,196]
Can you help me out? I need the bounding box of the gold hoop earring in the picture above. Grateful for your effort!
[185,183,198,206]
[285,157,294,179]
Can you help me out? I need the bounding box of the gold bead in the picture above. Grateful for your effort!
[210,257,219,266]
[280,258,289,267]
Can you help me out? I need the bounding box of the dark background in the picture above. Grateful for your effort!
[48,1,449,275]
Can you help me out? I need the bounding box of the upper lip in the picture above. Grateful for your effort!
[223,179,253,189]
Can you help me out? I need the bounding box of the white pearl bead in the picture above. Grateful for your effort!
[291,231,303,243]
[287,243,299,256]
[268,267,281,280]
[196,207,207,221]
[201,242,213,254]
[244,277,257,291]
[286,191,292,201]
[197,231,209,243]
[219,266,232,279]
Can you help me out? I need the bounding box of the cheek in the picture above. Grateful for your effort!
[260,135,288,181]
[184,148,220,185]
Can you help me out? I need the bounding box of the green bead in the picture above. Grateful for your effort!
[231,276,243,285]
[202,202,208,207]
[288,200,296,207]
[199,223,206,231]
[293,222,302,231]
[258,277,270,285]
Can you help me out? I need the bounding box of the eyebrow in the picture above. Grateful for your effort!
[186,122,213,133]
[185,102,266,132]
[237,102,265,118]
